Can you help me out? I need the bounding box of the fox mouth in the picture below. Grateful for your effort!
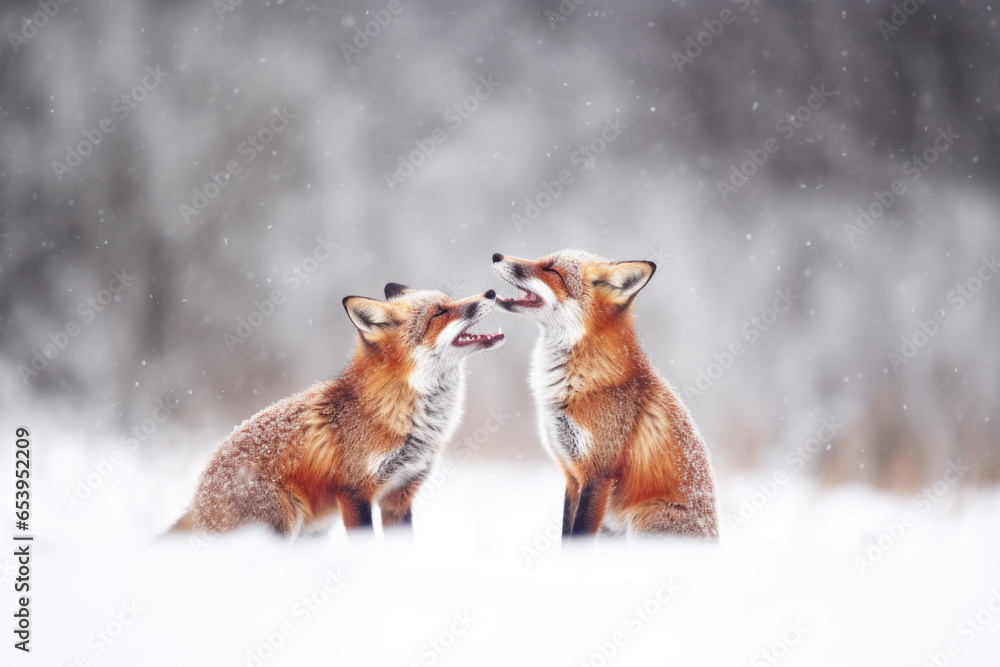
[453,328,504,347]
[497,287,543,310]
[452,319,504,347]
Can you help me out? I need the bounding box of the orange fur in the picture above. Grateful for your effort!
[494,251,718,538]
[174,287,503,536]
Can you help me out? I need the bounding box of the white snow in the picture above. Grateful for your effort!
[13,426,1000,667]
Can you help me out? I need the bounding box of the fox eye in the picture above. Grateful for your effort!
[423,307,448,336]
[543,266,565,282]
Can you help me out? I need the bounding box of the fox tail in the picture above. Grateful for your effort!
[168,509,195,533]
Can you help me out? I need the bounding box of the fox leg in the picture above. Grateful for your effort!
[628,500,719,540]
[232,494,300,537]
[598,509,628,537]
[379,482,419,530]
[562,475,581,536]
[190,474,302,537]
[262,492,305,537]
[569,477,614,537]
[297,514,335,538]
[338,491,373,531]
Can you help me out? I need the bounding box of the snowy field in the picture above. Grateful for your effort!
[10,424,1000,667]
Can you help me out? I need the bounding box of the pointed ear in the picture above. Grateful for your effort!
[592,261,656,305]
[383,282,413,300]
[342,296,397,336]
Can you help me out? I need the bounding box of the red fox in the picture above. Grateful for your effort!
[491,250,719,539]
[171,283,504,537]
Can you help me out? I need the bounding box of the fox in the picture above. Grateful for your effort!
[171,283,504,537]
[491,250,719,539]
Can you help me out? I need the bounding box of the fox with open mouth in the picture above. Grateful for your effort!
[173,283,504,537]
[492,249,719,539]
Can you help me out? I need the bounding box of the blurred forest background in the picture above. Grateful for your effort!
[1,0,997,489]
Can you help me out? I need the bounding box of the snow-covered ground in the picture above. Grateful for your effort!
[10,427,1000,667]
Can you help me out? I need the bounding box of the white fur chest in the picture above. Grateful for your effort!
[410,370,466,453]
[375,365,466,490]
[529,336,589,464]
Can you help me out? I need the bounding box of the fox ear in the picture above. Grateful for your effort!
[383,283,413,300]
[593,261,656,305]
[343,296,397,336]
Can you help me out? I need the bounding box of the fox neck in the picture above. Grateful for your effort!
[409,359,467,450]
[529,309,648,466]
[343,339,465,429]
[340,344,419,436]
[338,342,467,490]
[530,309,646,405]
[387,352,467,491]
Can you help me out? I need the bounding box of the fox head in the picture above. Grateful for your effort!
[342,284,504,373]
[491,249,655,340]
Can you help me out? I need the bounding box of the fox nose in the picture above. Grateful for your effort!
[492,253,504,263]
[484,289,496,300]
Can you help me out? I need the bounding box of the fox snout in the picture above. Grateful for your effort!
[446,289,504,350]
[491,253,550,311]
[492,253,525,279]
[473,287,496,310]
[463,289,496,316]
[451,289,497,323]
[490,252,521,280]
